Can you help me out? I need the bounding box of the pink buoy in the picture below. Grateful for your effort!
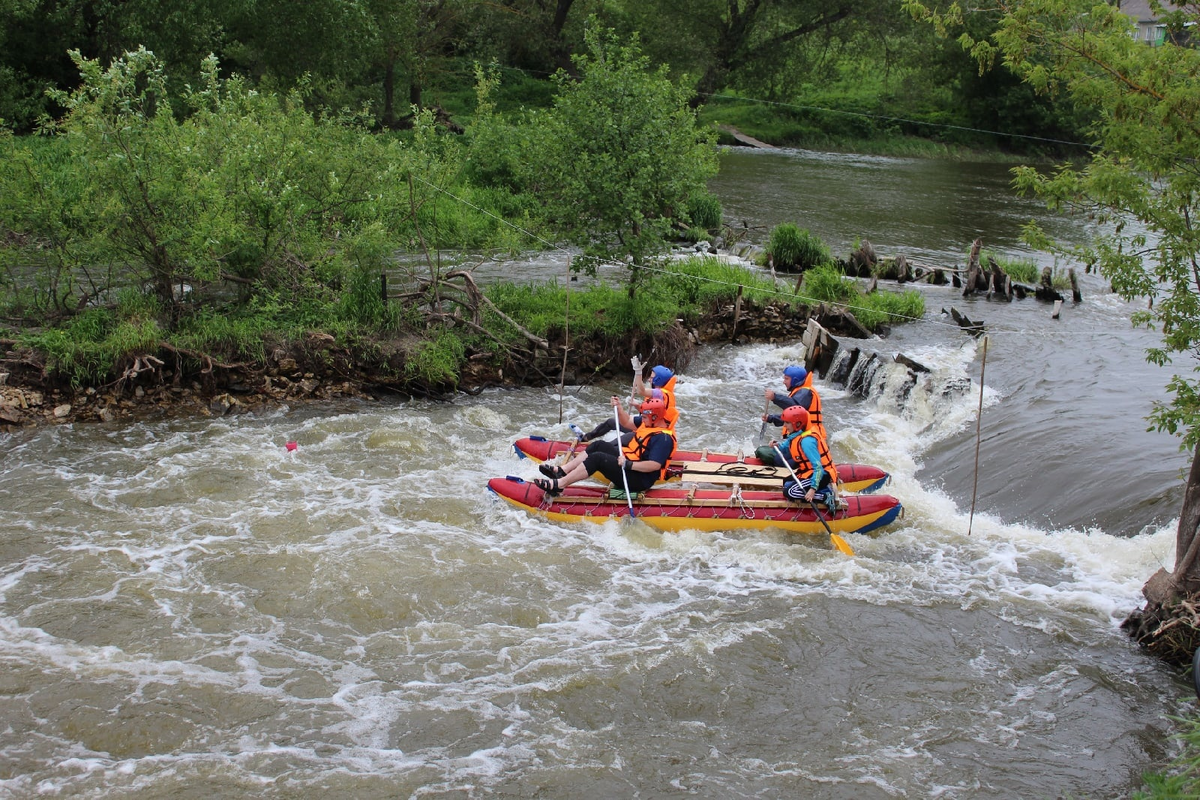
[286,441,298,452]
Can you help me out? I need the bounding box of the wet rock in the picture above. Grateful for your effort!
[53,403,72,418]
[97,406,116,423]
[209,394,233,416]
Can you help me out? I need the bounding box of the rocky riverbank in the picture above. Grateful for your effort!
[0,297,879,432]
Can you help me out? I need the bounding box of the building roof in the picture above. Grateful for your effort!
[1120,0,1180,23]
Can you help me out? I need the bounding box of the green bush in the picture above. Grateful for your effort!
[766,223,831,271]
[800,262,858,303]
[21,307,163,387]
[853,289,926,329]
[405,331,465,387]
[484,257,787,343]
[686,192,723,231]
[657,256,784,310]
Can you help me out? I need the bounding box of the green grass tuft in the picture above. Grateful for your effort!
[766,223,831,271]
[800,262,924,329]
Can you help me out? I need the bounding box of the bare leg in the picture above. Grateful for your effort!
[555,462,591,490]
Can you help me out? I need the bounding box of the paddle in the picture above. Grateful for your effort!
[562,422,585,461]
[616,405,636,518]
[772,443,854,556]
[757,397,772,441]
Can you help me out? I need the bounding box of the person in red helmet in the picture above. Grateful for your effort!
[542,388,667,480]
[774,405,839,507]
[575,364,679,442]
[534,395,676,496]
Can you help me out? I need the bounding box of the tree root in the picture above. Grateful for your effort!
[1123,594,1200,667]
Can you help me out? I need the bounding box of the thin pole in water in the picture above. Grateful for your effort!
[558,257,571,424]
[968,336,988,536]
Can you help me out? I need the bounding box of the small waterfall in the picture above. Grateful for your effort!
[827,343,973,415]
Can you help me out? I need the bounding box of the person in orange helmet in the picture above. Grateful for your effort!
[774,405,838,508]
[533,396,676,496]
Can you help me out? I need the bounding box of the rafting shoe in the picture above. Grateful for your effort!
[531,477,562,496]
[538,463,567,479]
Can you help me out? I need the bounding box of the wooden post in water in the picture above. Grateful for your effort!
[963,239,984,297]
[1069,268,1082,302]
[968,336,989,536]
[731,284,743,343]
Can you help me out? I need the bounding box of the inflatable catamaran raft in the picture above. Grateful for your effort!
[491,437,903,536]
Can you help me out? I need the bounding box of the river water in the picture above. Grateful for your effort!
[0,147,1193,798]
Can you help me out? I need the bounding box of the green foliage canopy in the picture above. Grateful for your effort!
[0,48,485,327]
[523,24,719,282]
[905,0,1200,446]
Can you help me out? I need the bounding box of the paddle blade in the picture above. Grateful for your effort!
[830,533,855,557]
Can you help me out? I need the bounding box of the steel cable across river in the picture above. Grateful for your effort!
[0,148,1194,798]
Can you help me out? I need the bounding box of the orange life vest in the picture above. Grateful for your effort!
[786,429,838,485]
[657,376,680,430]
[622,424,678,482]
[789,374,825,441]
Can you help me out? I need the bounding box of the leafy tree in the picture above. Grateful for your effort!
[523,24,718,290]
[219,0,371,98]
[627,0,872,104]
[467,0,599,76]
[359,0,472,128]
[0,0,227,131]
[905,1,1200,615]
[1,49,453,324]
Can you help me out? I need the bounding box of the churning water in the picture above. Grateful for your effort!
[0,148,1194,798]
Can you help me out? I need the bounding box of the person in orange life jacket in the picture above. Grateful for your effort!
[541,389,667,480]
[575,365,678,442]
[757,364,825,463]
[774,405,838,507]
[533,396,677,496]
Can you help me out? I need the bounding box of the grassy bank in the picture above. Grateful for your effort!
[6,256,924,397]
[1137,712,1200,798]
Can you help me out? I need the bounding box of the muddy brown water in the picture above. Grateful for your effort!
[0,147,1191,798]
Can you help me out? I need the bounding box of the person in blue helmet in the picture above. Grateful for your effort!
[757,364,826,463]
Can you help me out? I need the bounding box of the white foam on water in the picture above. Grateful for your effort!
[0,337,1187,796]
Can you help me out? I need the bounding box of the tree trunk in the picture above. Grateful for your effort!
[382,60,396,128]
[1171,445,1200,595]
[409,79,422,113]
[549,0,577,74]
